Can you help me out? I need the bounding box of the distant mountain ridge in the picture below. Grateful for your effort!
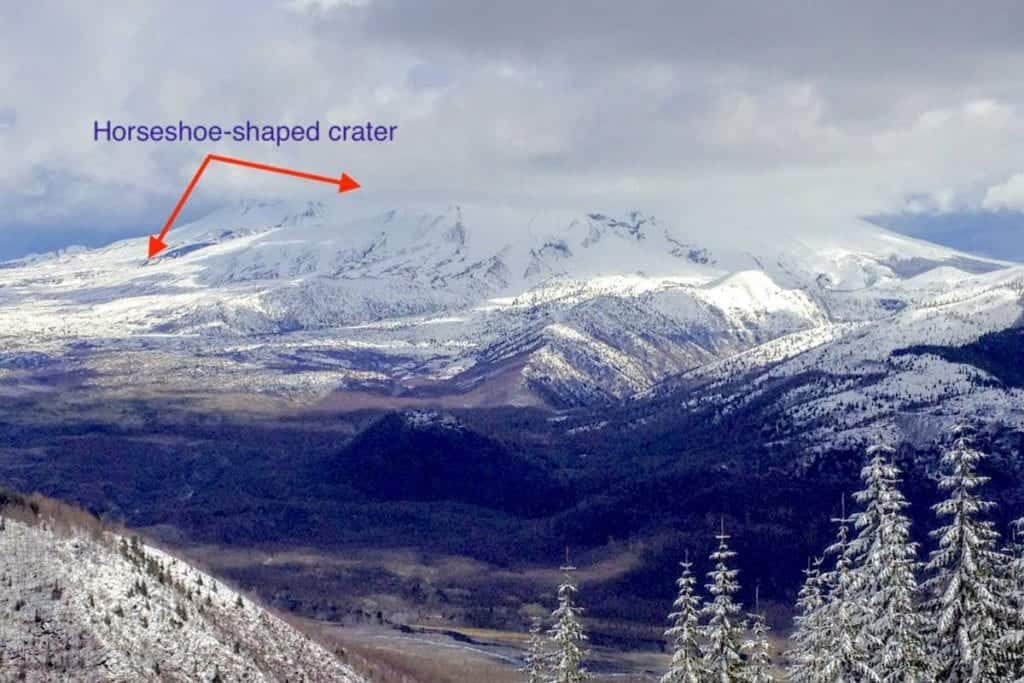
[0,201,1016,416]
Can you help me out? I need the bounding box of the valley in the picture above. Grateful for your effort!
[2,203,1024,679]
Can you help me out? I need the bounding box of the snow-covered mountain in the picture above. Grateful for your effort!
[0,200,1015,410]
[0,496,365,681]
[644,265,1024,453]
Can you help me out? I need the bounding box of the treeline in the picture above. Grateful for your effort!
[523,425,1024,682]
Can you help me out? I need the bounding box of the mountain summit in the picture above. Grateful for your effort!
[0,202,1014,409]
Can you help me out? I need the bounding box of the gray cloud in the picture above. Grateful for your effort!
[357,1,1024,80]
[0,107,15,131]
[4,0,1024,257]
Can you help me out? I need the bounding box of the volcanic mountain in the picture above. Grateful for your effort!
[1,200,1014,419]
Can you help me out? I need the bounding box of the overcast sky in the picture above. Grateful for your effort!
[3,0,1024,258]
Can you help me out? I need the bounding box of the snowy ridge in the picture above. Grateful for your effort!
[0,200,1014,407]
[0,512,365,682]
[671,269,1024,451]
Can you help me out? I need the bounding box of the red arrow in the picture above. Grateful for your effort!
[149,153,360,258]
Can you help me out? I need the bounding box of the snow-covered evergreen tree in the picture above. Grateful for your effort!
[701,524,746,682]
[819,501,879,683]
[786,558,828,682]
[524,616,550,683]
[742,587,774,683]
[1000,517,1024,678]
[547,565,589,683]
[846,445,931,681]
[661,557,705,683]
[924,428,1013,682]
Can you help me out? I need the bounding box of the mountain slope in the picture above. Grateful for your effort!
[0,201,1012,408]
[325,409,563,516]
[624,266,1024,455]
[0,495,365,682]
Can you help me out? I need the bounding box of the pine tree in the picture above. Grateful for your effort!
[924,427,1013,681]
[846,446,930,681]
[548,565,589,683]
[701,523,746,682]
[742,587,774,683]
[819,500,879,683]
[661,557,705,683]
[787,558,827,682]
[1000,517,1024,677]
[524,616,550,683]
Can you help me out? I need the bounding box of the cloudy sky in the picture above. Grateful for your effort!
[3,0,1024,258]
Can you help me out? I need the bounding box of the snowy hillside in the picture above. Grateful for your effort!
[0,500,365,682]
[0,200,1013,407]
[638,266,1024,453]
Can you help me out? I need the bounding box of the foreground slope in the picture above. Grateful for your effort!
[0,497,365,682]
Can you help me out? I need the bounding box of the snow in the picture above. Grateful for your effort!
[0,516,365,682]
[680,269,1024,452]
[0,200,1017,408]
